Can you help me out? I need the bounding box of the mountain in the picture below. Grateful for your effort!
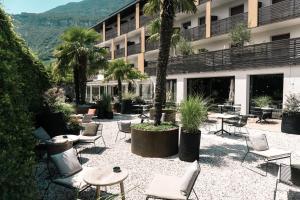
[12,0,134,61]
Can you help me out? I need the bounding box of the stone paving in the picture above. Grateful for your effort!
[38,114,300,200]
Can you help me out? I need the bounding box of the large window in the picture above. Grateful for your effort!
[166,79,177,102]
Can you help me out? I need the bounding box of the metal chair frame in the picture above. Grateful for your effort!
[241,135,291,176]
[115,121,131,142]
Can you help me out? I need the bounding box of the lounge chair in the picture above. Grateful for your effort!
[115,121,131,142]
[145,161,200,200]
[274,164,300,200]
[227,115,249,135]
[242,133,291,176]
[78,122,106,151]
[45,147,91,198]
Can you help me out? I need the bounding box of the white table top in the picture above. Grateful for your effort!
[210,113,237,119]
[52,134,79,142]
[84,167,128,186]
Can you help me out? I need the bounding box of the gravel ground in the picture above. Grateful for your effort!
[37,114,300,200]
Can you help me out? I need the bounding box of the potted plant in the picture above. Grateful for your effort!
[131,122,179,158]
[97,94,113,119]
[253,96,273,108]
[121,92,136,114]
[179,96,208,162]
[281,94,300,134]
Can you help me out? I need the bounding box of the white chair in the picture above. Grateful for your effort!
[78,123,106,151]
[145,161,200,200]
[242,133,291,176]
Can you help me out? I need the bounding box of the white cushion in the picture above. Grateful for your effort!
[34,127,51,141]
[145,175,186,200]
[249,134,269,151]
[53,167,90,190]
[180,161,200,195]
[251,148,291,159]
[51,148,82,177]
[78,135,101,143]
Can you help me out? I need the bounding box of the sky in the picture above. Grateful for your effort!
[1,0,82,14]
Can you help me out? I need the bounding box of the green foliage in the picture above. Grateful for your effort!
[100,94,112,112]
[229,23,251,47]
[180,96,209,133]
[12,0,133,61]
[177,38,193,56]
[253,96,272,108]
[284,94,300,113]
[54,26,107,104]
[132,122,177,132]
[123,92,137,101]
[0,8,50,199]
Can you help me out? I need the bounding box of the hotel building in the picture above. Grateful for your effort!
[88,0,300,115]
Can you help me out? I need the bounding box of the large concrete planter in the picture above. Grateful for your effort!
[281,112,300,135]
[179,130,201,162]
[149,108,176,123]
[131,127,179,157]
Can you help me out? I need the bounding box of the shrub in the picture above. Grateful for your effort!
[100,94,112,112]
[177,38,193,56]
[43,87,65,107]
[284,94,300,113]
[229,23,251,47]
[253,96,272,108]
[0,8,50,199]
[53,102,75,120]
[180,96,208,133]
[122,92,137,101]
[132,122,177,131]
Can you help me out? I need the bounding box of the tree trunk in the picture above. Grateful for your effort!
[73,65,80,105]
[78,55,88,104]
[117,77,122,102]
[154,0,175,126]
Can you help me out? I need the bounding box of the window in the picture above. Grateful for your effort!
[199,16,218,25]
[182,21,191,29]
[272,0,285,4]
[271,33,290,41]
[230,4,244,16]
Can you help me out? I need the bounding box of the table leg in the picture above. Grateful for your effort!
[96,186,101,200]
[120,181,125,200]
[221,118,224,134]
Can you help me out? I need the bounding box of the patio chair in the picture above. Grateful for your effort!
[34,127,51,142]
[274,164,300,200]
[78,123,106,151]
[87,108,97,116]
[242,133,291,176]
[44,147,91,198]
[79,114,94,123]
[145,161,200,200]
[227,115,249,135]
[115,121,131,142]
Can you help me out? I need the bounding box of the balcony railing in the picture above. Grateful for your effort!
[121,20,136,34]
[146,40,159,51]
[127,43,141,56]
[114,48,125,58]
[199,0,209,4]
[105,28,117,40]
[145,38,300,76]
[211,12,248,36]
[182,24,206,41]
[259,0,300,25]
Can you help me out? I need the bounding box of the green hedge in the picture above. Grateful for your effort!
[0,8,50,199]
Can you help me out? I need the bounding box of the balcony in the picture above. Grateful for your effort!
[211,12,248,36]
[105,28,117,40]
[121,21,136,34]
[258,0,300,26]
[145,38,300,76]
[104,52,112,60]
[182,24,206,41]
[146,40,159,51]
[127,43,141,56]
[114,48,125,58]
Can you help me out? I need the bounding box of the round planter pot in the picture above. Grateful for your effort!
[149,109,176,123]
[179,130,201,162]
[105,111,114,119]
[121,100,133,114]
[281,112,300,135]
[131,127,179,158]
[113,103,121,113]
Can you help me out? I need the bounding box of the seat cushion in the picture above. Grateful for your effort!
[249,134,269,151]
[78,135,101,143]
[34,127,51,141]
[251,148,291,160]
[145,175,186,200]
[180,161,200,195]
[82,123,99,136]
[51,148,82,177]
[53,167,90,190]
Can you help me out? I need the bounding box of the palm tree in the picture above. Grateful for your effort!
[104,59,147,102]
[144,0,197,125]
[54,27,107,104]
